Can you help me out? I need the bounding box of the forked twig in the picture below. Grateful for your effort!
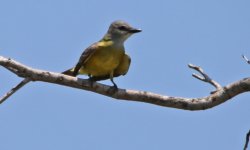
[188,64,222,91]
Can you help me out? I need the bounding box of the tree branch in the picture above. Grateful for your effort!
[0,56,250,110]
[188,63,222,91]
[242,54,250,64]
[244,130,250,150]
[0,78,30,104]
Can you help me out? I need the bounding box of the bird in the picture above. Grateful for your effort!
[62,20,141,88]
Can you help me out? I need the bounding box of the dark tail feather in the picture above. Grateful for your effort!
[62,68,76,77]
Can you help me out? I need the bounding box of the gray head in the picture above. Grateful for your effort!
[104,20,141,43]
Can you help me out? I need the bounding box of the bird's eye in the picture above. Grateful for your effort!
[118,26,127,31]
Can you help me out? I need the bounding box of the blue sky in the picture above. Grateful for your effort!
[0,0,250,149]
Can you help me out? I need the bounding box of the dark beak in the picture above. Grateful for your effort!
[129,28,142,33]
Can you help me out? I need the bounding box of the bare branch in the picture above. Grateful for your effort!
[188,64,222,90]
[0,56,250,110]
[242,54,250,64]
[0,78,30,104]
[244,130,250,150]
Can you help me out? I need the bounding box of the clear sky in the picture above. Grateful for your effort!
[0,0,250,150]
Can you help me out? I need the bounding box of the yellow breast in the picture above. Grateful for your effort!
[79,44,125,76]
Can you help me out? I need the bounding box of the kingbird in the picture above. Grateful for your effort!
[62,20,141,88]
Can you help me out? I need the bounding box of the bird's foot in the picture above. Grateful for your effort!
[87,77,95,88]
[107,84,118,94]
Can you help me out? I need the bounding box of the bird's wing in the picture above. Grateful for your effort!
[72,43,99,76]
[121,54,131,75]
